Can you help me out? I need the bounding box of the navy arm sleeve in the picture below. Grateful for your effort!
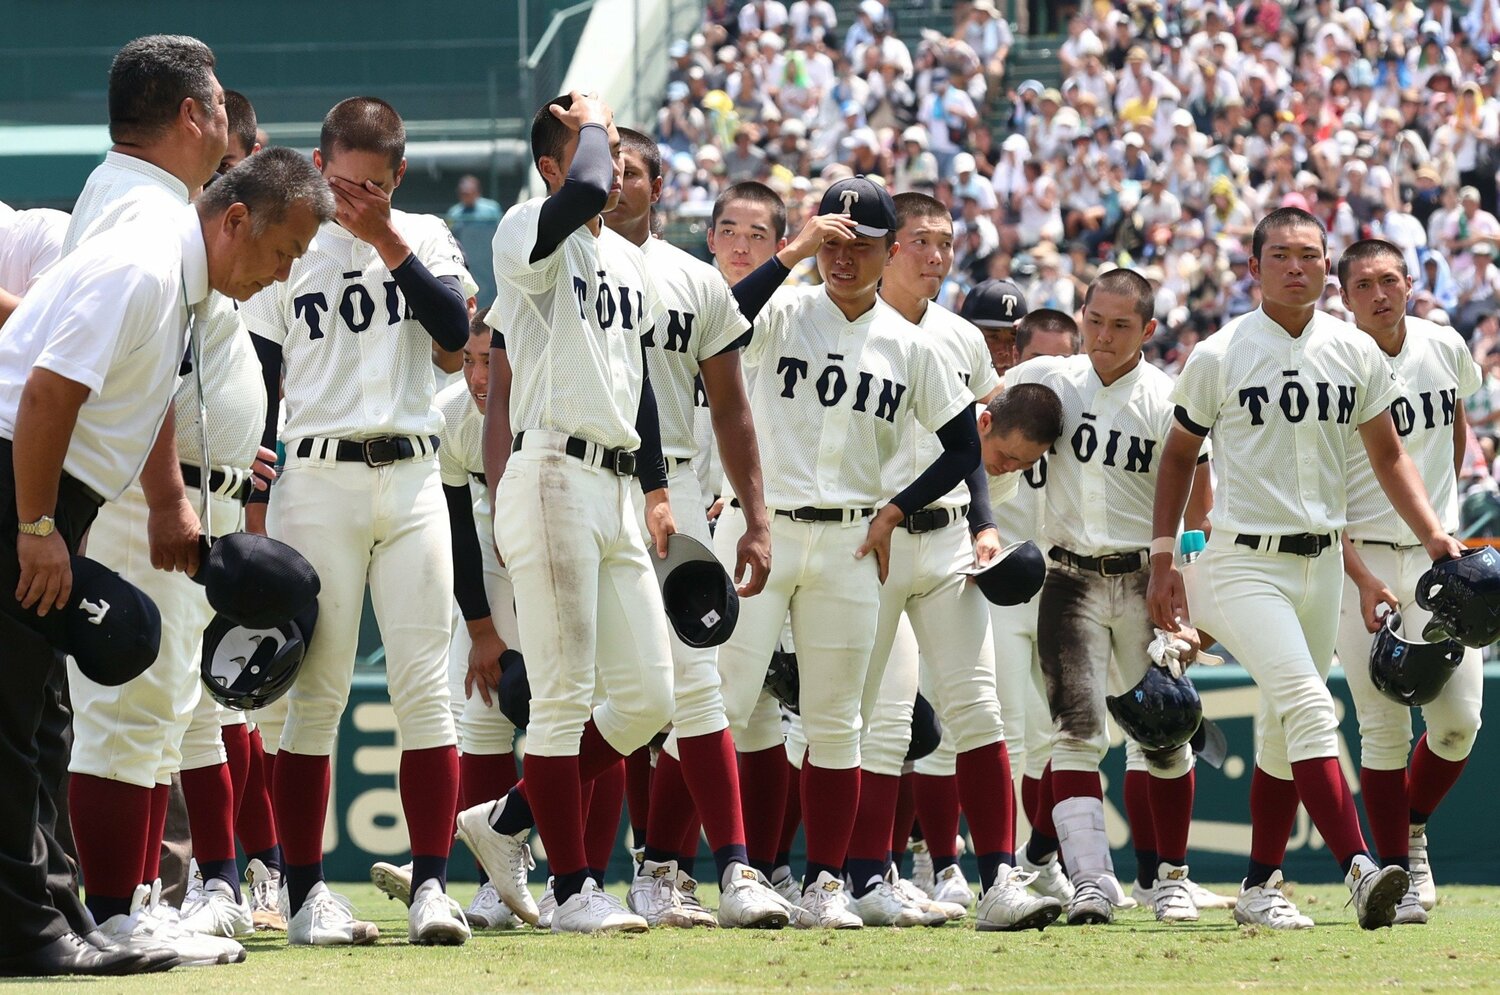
[444,483,492,621]
[246,334,283,507]
[634,340,669,493]
[391,257,468,351]
[730,256,791,326]
[963,458,996,535]
[889,407,981,516]
[529,123,613,264]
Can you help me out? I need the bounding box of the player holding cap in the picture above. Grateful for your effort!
[1149,208,1466,930]
[848,194,1061,931]
[602,130,790,929]
[1008,268,1214,927]
[455,91,680,935]
[1333,239,1483,923]
[710,176,979,928]
[243,96,477,946]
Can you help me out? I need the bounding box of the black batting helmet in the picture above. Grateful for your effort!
[200,604,316,711]
[1106,665,1203,752]
[1369,611,1466,706]
[1415,546,1500,648]
[763,646,799,714]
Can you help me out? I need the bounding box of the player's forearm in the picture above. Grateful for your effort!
[890,409,979,516]
[0,288,20,330]
[1340,533,1379,586]
[1184,459,1213,535]
[963,459,996,535]
[11,370,87,522]
[444,482,492,621]
[530,124,613,263]
[702,354,767,528]
[731,256,791,325]
[481,347,514,510]
[138,408,188,512]
[391,260,468,351]
[1150,430,1200,554]
[1455,401,1470,479]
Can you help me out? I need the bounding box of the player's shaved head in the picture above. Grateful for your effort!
[197,146,335,235]
[1084,269,1155,324]
[712,181,788,240]
[1252,206,1327,262]
[320,97,406,171]
[618,128,661,182]
[471,306,491,338]
[1015,308,1080,356]
[531,95,575,177]
[224,90,258,158]
[986,383,1064,445]
[893,192,950,231]
[108,34,218,143]
[1337,238,1408,285]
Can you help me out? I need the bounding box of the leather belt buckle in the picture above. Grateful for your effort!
[613,449,638,476]
[362,438,399,467]
[1098,551,1142,577]
[788,507,818,524]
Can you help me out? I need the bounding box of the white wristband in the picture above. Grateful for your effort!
[1149,536,1176,558]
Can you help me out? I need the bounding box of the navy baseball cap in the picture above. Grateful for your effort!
[497,649,531,729]
[818,176,898,239]
[959,540,1046,606]
[39,557,162,687]
[961,279,1029,327]
[651,533,739,648]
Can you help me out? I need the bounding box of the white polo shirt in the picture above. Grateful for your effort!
[488,197,666,452]
[0,205,207,500]
[1172,307,1399,535]
[63,151,190,255]
[0,202,69,294]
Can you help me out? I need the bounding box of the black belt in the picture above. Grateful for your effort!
[295,435,439,467]
[1235,532,1334,557]
[731,498,874,523]
[512,431,637,476]
[179,463,252,505]
[1048,545,1147,576]
[902,505,968,534]
[665,455,692,473]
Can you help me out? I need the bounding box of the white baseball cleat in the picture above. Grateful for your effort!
[770,866,803,905]
[287,882,380,946]
[245,859,286,931]
[847,874,934,927]
[1151,863,1200,923]
[627,859,697,927]
[890,868,962,922]
[551,879,648,934]
[1409,830,1436,910]
[99,883,246,967]
[1393,885,1429,925]
[714,864,785,929]
[1346,855,1408,930]
[673,870,721,927]
[976,865,1063,932]
[909,839,934,896]
[465,882,520,929]
[454,801,540,926]
[537,877,557,930]
[1234,871,1314,930]
[408,879,470,945]
[370,861,413,906]
[1018,844,1075,903]
[1066,878,1114,925]
[183,859,206,911]
[178,878,255,939]
[795,871,863,929]
[926,864,975,910]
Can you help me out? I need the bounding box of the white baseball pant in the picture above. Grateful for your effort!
[1336,542,1483,768]
[1186,531,1344,779]
[492,433,674,757]
[249,695,288,756]
[1037,562,1192,777]
[643,461,730,759]
[988,597,1057,780]
[269,448,456,756]
[447,512,520,756]
[713,505,880,770]
[69,484,243,787]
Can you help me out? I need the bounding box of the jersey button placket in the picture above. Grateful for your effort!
[1288,339,1319,519]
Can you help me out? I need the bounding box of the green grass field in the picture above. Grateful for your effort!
[13,882,1500,993]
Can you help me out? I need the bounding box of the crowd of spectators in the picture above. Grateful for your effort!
[653,0,1500,498]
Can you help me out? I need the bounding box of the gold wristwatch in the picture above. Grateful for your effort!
[18,515,55,537]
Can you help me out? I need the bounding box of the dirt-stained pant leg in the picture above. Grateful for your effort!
[1036,567,1112,773]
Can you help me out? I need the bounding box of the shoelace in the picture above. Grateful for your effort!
[308,889,360,926]
[251,878,280,910]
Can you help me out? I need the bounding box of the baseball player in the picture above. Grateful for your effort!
[243,96,477,946]
[602,130,791,929]
[1007,268,1214,926]
[707,176,978,928]
[453,91,680,935]
[848,194,1061,931]
[1149,207,1466,930]
[1333,238,1483,924]
[61,34,274,966]
[0,201,69,328]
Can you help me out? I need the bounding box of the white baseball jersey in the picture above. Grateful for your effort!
[990,456,1047,542]
[881,301,1000,511]
[1010,354,1206,555]
[640,237,750,458]
[486,197,666,452]
[242,211,477,441]
[63,152,190,255]
[0,202,68,293]
[1344,317,1481,544]
[744,287,971,509]
[436,377,489,519]
[1172,307,1400,534]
